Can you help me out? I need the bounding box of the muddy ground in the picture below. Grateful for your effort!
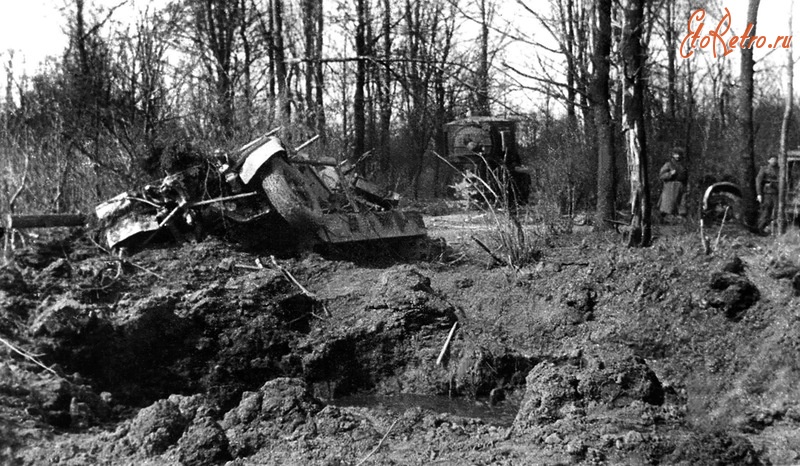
[1,210,800,465]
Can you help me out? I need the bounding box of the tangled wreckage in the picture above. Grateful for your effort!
[93,132,426,252]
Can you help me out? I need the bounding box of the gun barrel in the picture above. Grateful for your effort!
[6,214,86,229]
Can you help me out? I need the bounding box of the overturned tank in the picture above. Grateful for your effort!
[96,133,426,252]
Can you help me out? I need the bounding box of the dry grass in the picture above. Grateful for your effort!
[433,151,542,269]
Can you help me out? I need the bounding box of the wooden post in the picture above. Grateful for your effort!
[436,321,459,366]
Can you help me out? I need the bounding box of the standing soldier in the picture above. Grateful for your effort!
[658,148,688,222]
[756,156,779,234]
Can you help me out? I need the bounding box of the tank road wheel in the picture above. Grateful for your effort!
[261,156,323,232]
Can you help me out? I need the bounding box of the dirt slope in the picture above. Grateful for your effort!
[1,223,799,465]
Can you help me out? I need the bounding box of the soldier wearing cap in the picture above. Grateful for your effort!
[756,156,779,233]
[658,148,688,221]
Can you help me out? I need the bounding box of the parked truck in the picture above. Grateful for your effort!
[443,116,531,207]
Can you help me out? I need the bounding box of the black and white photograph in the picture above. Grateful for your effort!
[1,0,799,464]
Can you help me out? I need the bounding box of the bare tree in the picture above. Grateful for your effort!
[665,0,677,120]
[739,0,761,230]
[301,0,325,139]
[314,0,326,140]
[186,0,244,138]
[353,0,370,160]
[474,0,492,115]
[620,0,651,246]
[272,0,290,125]
[778,2,793,234]
[593,0,615,229]
[377,0,392,173]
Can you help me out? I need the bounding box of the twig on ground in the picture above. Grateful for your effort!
[235,264,264,271]
[713,206,729,251]
[270,255,312,294]
[471,235,509,267]
[0,336,61,378]
[89,237,166,280]
[288,313,313,325]
[436,321,459,366]
[355,418,400,466]
[269,255,331,317]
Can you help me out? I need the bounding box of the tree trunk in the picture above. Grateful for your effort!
[314,0,326,142]
[593,0,615,229]
[302,0,315,129]
[341,61,349,158]
[194,0,240,138]
[266,0,275,99]
[621,0,650,247]
[272,0,290,125]
[563,0,577,124]
[666,1,676,120]
[378,0,391,174]
[739,0,761,230]
[434,73,446,197]
[353,0,368,160]
[475,0,491,115]
[239,0,252,117]
[778,5,793,234]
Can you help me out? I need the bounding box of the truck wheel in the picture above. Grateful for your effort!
[261,156,323,232]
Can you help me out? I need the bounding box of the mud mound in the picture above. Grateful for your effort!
[126,399,190,455]
[513,351,663,429]
[30,295,99,338]
[24,258,316,410]
[222,378,323,458]
[668,430,765,465]
[102,393,230,464]
[302,266,458,398]
[177,412,230,465]
[2,228,794,465]
[707,271,760,321]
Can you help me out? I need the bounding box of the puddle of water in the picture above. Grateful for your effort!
[329,393,519,426]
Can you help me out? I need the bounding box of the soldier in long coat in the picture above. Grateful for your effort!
[756,156,779,233]
[658,148,688,220]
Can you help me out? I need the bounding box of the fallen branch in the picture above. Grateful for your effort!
[188,192,258,207]
[234,264,263,271]
[89,237,166,281]
[436,321,459,366]
[8,214,86,229]
[713,206,730,251]
[125,258,166,281]
[0,335,61,378]
[269,255,331,317]
[235,259,265,271]
[356,418,400,466]
[471,235,509,267]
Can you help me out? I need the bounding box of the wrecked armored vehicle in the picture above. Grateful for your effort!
[444,117,531,206]
[96,133,426,251]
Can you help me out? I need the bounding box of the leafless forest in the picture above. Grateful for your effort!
[0,0,796,231]
[5,2,800,465]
